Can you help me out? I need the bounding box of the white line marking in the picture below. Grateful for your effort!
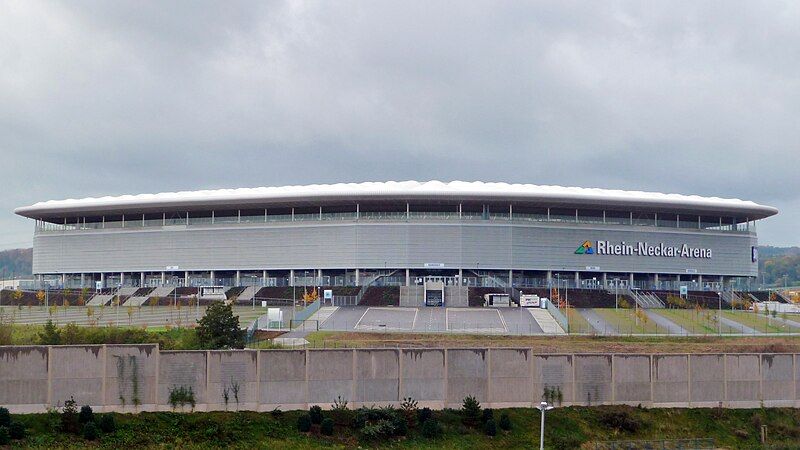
[412,308,419,330]
[445,307,449,331]
[353,307,371,330]
[496,309,508,333]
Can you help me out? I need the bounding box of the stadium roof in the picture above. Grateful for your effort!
[15,180,778,220]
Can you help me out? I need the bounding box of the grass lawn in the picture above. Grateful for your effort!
[593,309,665,334]
[5,405,800,449]
[563,307,593,334]
[655,309,740,335]
[721,311,796,334]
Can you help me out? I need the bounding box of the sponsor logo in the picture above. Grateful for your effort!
[574,240,594,255]
[577,240,712,259]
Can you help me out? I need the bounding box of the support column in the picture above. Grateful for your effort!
[184,271,189,286]
[262,270,267,286]
[210,271,215,285]
[119,272,124,287]
[629,273,634,286]
[317,269,323,285]
[575,271,580,287]
[80,273,85,288]
[602,273,608,289]
[406,269,410,286]
[697,274,703,289]
[61,274,67,288]
[653,274,659,289]
[546,270,552,287]
[355,269,360,286]
[160,272,166,286]
[236,270,241,286]
[289,269,295,286]
[100,273,105,289]
[509,270,514,288]
[140,272,145,287]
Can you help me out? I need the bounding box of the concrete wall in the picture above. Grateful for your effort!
[1,346,799,413]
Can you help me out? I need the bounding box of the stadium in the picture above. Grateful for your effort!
[12,180,777,307]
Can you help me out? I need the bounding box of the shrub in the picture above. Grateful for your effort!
[61,396,80,434]
[420,418,442,439]
[482,408,494,423]
[321,417,334,436]
[196,302,245,349]
[297,414,312,432]
[98,414,116,433]
[0,407,9,428]
[418,407,433,425]
[9,421,25,440]
[394,415,408,436]
[360,419,396,441]
[309,405,324,425]
[168,386,196,410]
[79,405,94,424]
[599,408,641,433]
[400,397,418,429]
[0,426,9,445]
[82,421,99,441]
[332,395,349,411]
[499,413,513,431]
[484,419,497,436]
[461,395,482,427]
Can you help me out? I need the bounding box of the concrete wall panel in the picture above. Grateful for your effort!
[690,355,724,404]
[0,346,48,409]
[614,355,652,404]
[260,350,306,408]
[158,351,207,410]
[401,349,445,407]
[726,354,760,405]
[105,345,158,410]
[761,354,793,405]
[447,349,488,407]
[50,346,104,408]
[308,350,353,406]
[652,355,689,405]
[575,355,612,405]
[532,355,573,406]
[355,349,400,405]
[207,351,258,411]
[489,349,532,406]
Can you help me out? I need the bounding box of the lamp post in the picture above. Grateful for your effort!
[614,277,619,309]
[717,291,722,335]
[538,401,554,450]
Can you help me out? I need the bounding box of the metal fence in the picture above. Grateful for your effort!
[593,438,715,450]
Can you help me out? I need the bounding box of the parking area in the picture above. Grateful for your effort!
[319,306,546,335]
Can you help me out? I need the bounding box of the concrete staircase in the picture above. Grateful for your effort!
[148,286,175,301]
[237,286,256,303]
[86,294,113,306]
[528,308,566,334]
[626,289,664,308]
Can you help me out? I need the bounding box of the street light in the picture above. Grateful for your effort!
[538,401,554,450]
[717,291,722,335]
[614,277,620,309]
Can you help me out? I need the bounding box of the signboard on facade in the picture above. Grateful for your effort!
[323,289,333,300]
[424,263,445,268]
[576,240,712,259]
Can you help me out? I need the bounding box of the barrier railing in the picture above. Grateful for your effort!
[546,301,570,332]
[291,299,320,327]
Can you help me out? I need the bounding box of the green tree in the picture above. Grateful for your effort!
[195,302,244,349]
[38,319,61,345]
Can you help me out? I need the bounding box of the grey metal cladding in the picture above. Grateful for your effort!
[32,221,757,276]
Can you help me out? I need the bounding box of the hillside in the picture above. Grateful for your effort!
[0,247,32,277]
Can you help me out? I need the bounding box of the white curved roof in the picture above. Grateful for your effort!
[14,180,778,219]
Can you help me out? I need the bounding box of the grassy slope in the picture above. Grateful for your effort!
[7,406,800,449]
[722,311,797,334]
[593,309,664,334]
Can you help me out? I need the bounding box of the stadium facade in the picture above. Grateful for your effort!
[15,181,777,291]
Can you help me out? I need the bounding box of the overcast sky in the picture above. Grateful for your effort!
[0,0,798,249]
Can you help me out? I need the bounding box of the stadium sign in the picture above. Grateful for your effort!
[576,240,712,259]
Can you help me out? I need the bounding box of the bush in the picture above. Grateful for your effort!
[418,407,433,425]
[482,408,494,423]
[79,405,94,424]
[0,426,9,445]
[393,415,408,436]
[400,397,418,429]
[360,419,396,441]
[420,418,442,439]
[61,397,80,434]
[0,407,9,428]
[484,419,497,436]
[461,395,482,427]
[599,408,641,433]
[98,414,116,433]
[297,414,312,432]
[9,421,25,440]
[321,417,334,436]
[82,421,99,441]
[196,302,245,349]
[309,405,324,425]
[499,413,513,431]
